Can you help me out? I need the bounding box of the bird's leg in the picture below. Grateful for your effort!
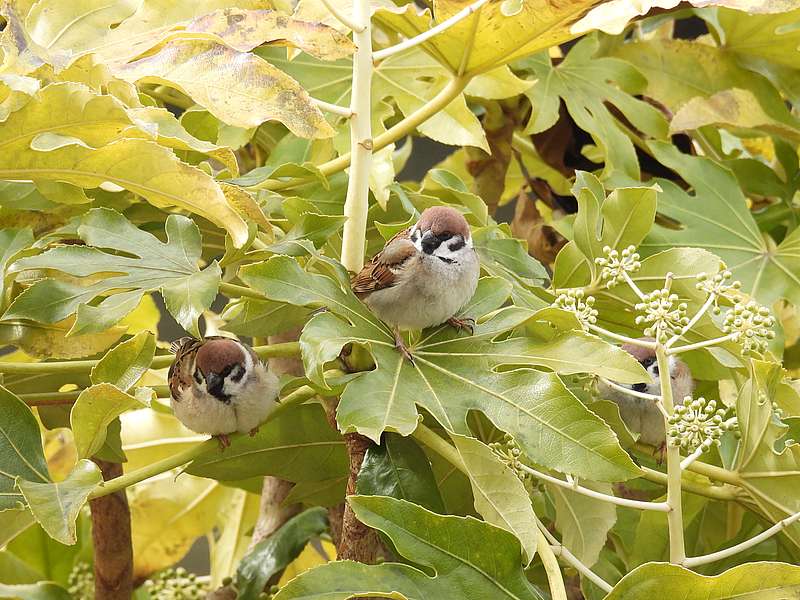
[655,441,667,465]
[216,434,231,450]
[248,426,259,437]
[393,328,414,363]
[447,316,475,335]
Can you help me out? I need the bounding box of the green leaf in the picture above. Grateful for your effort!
[606,561,800,599]
[263,212,347,256]
[548,481,616,567]
[0,82,247,245]
[90,331,155,391]
[0,582,71,600]
[0,386,49,511]
[17,460,101,545]
[518,38,668,180]
[275,496,544,600]
[5,208,220,335]
[235,507,328,600]
[356,432,445,513]
[187,404,348,483]
[246,258,641,482]
[451,433,539,561]
[283,476,347,508]
[70,383,146,459]
[0,228,32,307]
[221,298,309,339]
[642,142,800,308]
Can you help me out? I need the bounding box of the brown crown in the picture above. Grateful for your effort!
[417,206,470,239]
[195,338,245,375]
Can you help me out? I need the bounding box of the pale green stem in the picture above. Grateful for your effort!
[657,344,686,564]
[255,77,471,192]
[88,384,317,500]
[666,293,716,349]
[538,520,613,593]
[680,447,706,471]
[639,466,740,502]
[634,442,742,487]
[20,385,171,406]
[683,510,800,568]
[519,463,669,511]
[0,342,301,375]
[622,271,648,301]
[588,324,657,348]
[411,424,567,600]
[339,0,373,273]
[219,281,267,301]
[667,333,737,355]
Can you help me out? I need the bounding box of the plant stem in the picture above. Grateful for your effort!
[339,0,373,273]
[412,424,567,600]
[256,77,470,192]
[312,97,353,118]
[598,377,661,401]
[666,293,715,349]
[0,342,300,375]
[87,384,317,500]
[639,466,740,501]
[657,344,686,564]
[667,333,737,355]
[587,324,657,348]
[519,463,670,512]
[538,521,613,593]
[19,385,171,407]
[219,281,269,301]
[683,510,800,568]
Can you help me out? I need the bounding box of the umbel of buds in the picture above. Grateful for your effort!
[696,270,742,313]
[553,289,597,331]
[490,433,530,483]
[142,567,207,599]
[668,397,734,453]
[723,299,776,355]
[635,288,689,342]
[595,245,641,287]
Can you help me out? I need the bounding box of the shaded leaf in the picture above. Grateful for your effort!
[549,481,616,567]
[0,386,49,511]
[17,460,101,545]
[235,507,328,600]
[70,383,146,459]
[90,331,155,391]
[356,432,445,513]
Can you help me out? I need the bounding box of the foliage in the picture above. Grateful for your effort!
[1,0,800,599]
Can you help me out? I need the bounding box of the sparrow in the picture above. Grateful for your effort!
[351,206,480,360]
[168,336,280,448]
[596,341,694,447]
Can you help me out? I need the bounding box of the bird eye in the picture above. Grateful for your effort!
[652,366,659,376]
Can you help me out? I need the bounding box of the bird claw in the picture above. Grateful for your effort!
[447,316,475,335]
[394,330,415,364]
[216,434,231,450]
[248,426,259,437]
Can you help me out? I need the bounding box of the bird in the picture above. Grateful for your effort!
[351,205,480,360]
[168,336,280,448]
[596,340,694,448]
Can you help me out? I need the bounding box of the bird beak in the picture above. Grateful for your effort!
[205,372,222,392]
[420,230,437,255]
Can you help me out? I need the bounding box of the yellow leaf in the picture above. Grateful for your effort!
[278,539,337,585]
[117,39,334,137]
[118,293,161,336]
[0,316,125,359]
[121,408,205,472]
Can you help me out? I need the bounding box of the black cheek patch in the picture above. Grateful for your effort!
[230,365,245,382]
[193,369,203,384]
[448,237,465,252]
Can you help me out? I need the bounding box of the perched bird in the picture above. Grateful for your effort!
[596,341,694,447]
[351,206,480,360]
[168,336,280,448]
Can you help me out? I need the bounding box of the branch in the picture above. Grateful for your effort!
[519,464,670,512]
[0,342,301,375]
[90,459,133,600]
[88,384,317,500]
[411,424,567,600]
[683,511,800,568]
[339,0,374,273]
[312,97,353,118]
[657,344,686,564]
[372,0,491,61]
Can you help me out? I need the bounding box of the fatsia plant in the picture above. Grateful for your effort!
[2,0,800,599]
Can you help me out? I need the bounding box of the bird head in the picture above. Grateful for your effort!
[409,206,472,263]
[192,338,252,404]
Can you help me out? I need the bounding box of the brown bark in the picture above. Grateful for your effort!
[337,432,385,562]
[249,476,301,549]
[89,459,133,600]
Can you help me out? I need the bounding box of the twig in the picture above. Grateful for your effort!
[519,464,670,512]
[683,511,800,567]
[312,98,353,118]
[598,377,660,401]
[372,0,491,61]
[667,333,737,355]
[587,324,657,348]
[680,447,706,471]
[538,522,613,593]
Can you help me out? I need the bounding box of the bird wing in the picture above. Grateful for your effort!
[351,228,417,298]
[168,337,204,401]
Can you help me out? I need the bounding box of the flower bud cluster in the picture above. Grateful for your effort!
[68,561,94,599]
[634,288,689,342]
[667,397,735,453]
[553,289,598,331]
[489,434,529,483]
[595,245,641,287]
[142,567,207,599]
[696,270,742,313]
[722,300,776,355]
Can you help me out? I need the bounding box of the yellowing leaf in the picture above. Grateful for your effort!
[117,39,334,137]
[185,8,355,59]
